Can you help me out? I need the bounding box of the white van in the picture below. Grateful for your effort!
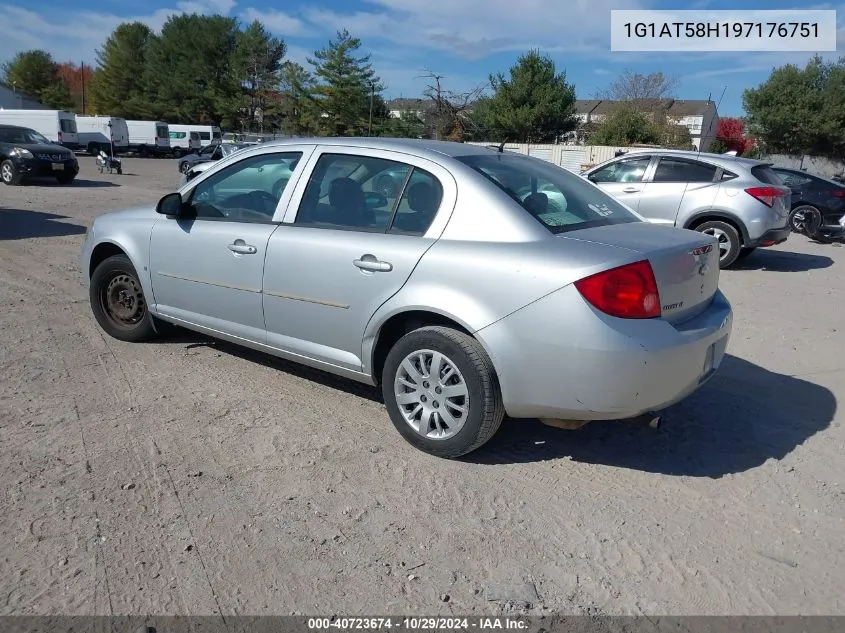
[126,120,170,157]
[168,127,202,157]
[170,124,222,148]
[0,109,79,149]
[75,115,130,155]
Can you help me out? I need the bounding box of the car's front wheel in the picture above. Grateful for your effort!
[179,161,192,174]
[382,326,504,458]
[90,254,158,343]
[695,220,741,269]
[1,159,21,185]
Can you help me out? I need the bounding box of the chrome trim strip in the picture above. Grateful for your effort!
[264,290,349,309]
[157,271,261,294]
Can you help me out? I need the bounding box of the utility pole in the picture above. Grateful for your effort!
[368,82,375,137]
[81,61,86,114]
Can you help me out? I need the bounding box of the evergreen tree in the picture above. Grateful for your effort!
[90,22,155,118]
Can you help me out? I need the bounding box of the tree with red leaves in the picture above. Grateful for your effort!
[715,117,755,154]
[55,62,94,114]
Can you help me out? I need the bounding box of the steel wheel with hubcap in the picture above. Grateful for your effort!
[382,326,504,458]
[695,220,741,269]
[90,254,158,342]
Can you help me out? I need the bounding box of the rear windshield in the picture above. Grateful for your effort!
[456,153,641,234]
[156,125,168,138]
[60,119,77,133]
[751,165,781,185]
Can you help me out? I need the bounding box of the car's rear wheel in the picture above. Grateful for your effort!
[172,148,184,158]
[90,254,157,343]
[382,326,504,458]
[180,161,191,174]
[695,220,741,269]
[1,160,21,185]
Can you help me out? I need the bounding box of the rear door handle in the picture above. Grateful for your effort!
[622,187,641,193]
[354,254,393,272]
[228,239,257,255]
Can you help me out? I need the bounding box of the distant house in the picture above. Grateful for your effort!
[385,98,430,120]
[571,99,719,151]
[0,84,47,110]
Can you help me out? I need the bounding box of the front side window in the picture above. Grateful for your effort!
[458,153,641,234]
[295,153,413,232]
[589,156,651,183]
[652,157,717,183]
[188,152,302,223]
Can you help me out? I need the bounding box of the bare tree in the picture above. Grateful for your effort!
[597,69,679,102]
[418,70,487,141]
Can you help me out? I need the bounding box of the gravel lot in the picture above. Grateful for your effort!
[1,155,843,617]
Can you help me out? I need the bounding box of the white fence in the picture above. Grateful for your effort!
[465,143,652,172]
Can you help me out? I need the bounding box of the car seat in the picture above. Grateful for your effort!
[392,181,439,233]
[328,177,374,228]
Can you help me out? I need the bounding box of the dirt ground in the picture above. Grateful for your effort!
[1,155,843,617]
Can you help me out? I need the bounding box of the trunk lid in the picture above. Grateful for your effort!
[562,222,721,324]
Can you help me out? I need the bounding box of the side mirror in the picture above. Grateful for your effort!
[156,192,184,216]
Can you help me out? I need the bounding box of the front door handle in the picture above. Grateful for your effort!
[622,187,641,193]
[354,254,393,273]
[228,239,257,255]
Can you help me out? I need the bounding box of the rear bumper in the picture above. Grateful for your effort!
[476,285,732,421]
[747,225,790,248]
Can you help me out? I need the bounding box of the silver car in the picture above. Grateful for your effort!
[583,150,792,268]
[81,138,733,458]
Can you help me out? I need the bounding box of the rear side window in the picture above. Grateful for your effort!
[390,168,443,235]
[652,157,717,183]
[751,165,782,185]
[60,119,76,133]
[458,153,640,234]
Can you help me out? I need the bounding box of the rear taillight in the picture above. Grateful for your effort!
[745,186,787,207]
[574,260,661,319]
[831,190,845,198]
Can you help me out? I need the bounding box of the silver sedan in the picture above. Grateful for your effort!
[80,138,733,458]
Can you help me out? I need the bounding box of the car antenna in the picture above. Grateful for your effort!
[698,86,726,157]
[498,141,505,153]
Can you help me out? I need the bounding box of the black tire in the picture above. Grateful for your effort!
[89,254,157,343]
[375,175,397,198]
[172,148,184,159]
[138,146,149,158]
[179,161,191,174]
[382,326,505,458]
[694,220,742,269]
[788,205,816,234]
[736,247,756,260]
[1,159,21,185]
[56,173,75,185]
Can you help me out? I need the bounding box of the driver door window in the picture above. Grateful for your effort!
[189,152,302,223]
[590,157,651,183]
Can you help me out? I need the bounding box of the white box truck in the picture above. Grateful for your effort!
[126,120,171,157]
[170,124,222,147]
[75,115,130,156]
[0,109,79,149]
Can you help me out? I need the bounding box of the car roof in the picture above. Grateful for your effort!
[0,124,32,131]
[622,148,768,167]
[258,137,500,161]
